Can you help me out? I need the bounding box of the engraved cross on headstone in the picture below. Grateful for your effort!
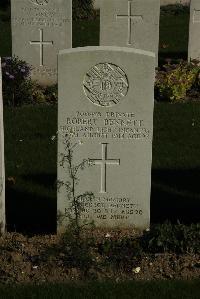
[90,143,120,194]
[116,0,143,45]
[29,29,53,66]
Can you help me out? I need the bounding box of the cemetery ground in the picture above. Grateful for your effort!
[1,103,200,287]
[0,3,200,296]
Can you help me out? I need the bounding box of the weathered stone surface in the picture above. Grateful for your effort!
[0,59,5,233]
[188,0,200,61]
[11,0,72,85]
[99,0,160,64]
[57,46,155,232]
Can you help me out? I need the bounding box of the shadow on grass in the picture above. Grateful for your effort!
[4,169,200,234]
[158,51,188,66]
[1,280,200,299]
[22,173,56,189]
[6,184,56,235]
[151,168,200,224]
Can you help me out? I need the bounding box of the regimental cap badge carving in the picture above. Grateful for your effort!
[29,0,49,6]
[83,63,129,107]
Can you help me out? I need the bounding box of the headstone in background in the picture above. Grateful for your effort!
[99,0,160,64]
[188,0,200,61]
[57,46,155,232]
[0,58,5,234]
[93,0,101,10]
[11,0,72,85]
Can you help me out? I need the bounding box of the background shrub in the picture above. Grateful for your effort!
[155,60,200,102]
[160,4,189,16]
[1,56,33,106]
[1,57,58,106]
[142,222,200,254]
[73,0,95,20]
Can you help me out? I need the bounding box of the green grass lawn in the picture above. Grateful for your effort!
[4,105,57,233]
[0,280,200,299]
[159,10,189,64]
[4,103,200,233]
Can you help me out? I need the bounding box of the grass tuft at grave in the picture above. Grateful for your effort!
[0,280,200,299]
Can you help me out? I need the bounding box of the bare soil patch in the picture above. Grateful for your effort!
[0,231,199,284]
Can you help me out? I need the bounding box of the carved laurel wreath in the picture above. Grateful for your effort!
[29,0,49,6]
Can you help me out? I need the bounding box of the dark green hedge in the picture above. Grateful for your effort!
[0,0,10,10]
[73,0,95,20]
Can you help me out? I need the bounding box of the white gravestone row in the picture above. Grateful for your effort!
[57,47,155,232]
[11,0,160,84]
[0,59,5,234]
[188,0,200,61]
[11,0,72,85]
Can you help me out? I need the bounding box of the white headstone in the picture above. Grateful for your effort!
[99,0,160,65]
[11,0,72,85]
[188,0,200,61]
[57,46,155,232]
[0,59,5,234]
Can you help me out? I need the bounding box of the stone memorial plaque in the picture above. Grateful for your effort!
[11,0,72,85]
[99,0,160,64]
[0,59,5,233]
[188,0,200,61]
[57,46,155,232]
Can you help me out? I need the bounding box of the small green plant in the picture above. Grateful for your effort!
[57,134,96,273]
[142,222,200,254]
[98,237,143,270]
[58,134,94,238]
[1,56,33,106]
[155,60,200,103]
[31,83,58,104]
